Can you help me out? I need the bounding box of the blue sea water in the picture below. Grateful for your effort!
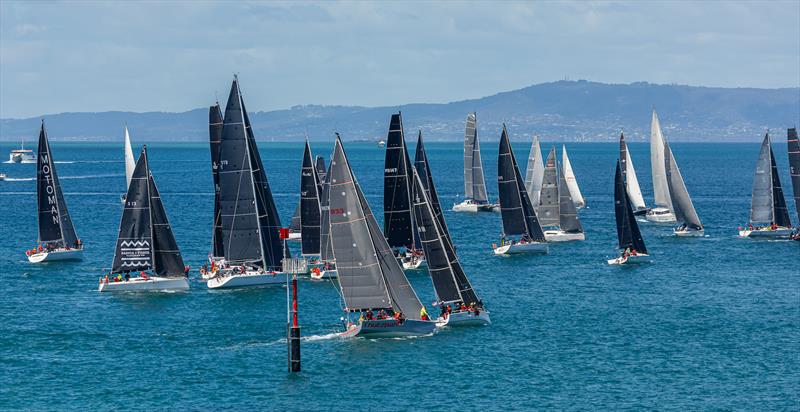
[0,140,797,410]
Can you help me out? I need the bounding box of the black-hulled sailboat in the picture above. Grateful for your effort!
[619,132,649,215]
[201,103,225,281]
[329,136,436,338]
[664,140,704,236]
[738,132,793,238]
[383,112,425,269]
[538,147,585,242]
[206,77,288,288]
[99,146,188,291]
[494,125,548,254]
[27,121,83,263]
[787,128,800,240]
[411,167,490,326]
[453,113,498,212]
[608,160,650,265]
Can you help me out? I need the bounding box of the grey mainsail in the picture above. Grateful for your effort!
[664,141,703,230]
[209,103,225,258]
[329,136,425,318]
[36,121,79,248]
[651,109,673,210]
[414,131,452,246]
[463,113,489,203]
[749,134,775,225]
[497,125,546,241]
[300,141,322,256]
[537,147,559,227]
[319,160,334,262]
[614,161,647,254]
[788,128,800,222]
[558,161,583,233]
[524,136,545,207]
[383,112,416,249]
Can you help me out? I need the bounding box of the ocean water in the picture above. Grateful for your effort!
[0,140,797,410]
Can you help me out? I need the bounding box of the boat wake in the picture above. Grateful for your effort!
[60,173,124,180]
[302,331,341,342]
[3,177,35,182]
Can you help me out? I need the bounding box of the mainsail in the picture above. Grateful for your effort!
[36,121,79,248]
[561,146,585,208]
[463,113,489,203]
[788,128,800,223]
[664,141,703,230]
[209,103,225,258]
[112,146,185,277]
[329,136,425,318]
[497,125,546,241]
[319,160,334,262]
[619,133,647,211]
[524,136,545,207]
[300,141,322,256]
[383,112,416,249]
[124,126,136,189]
[411,167,480,306]
[770,143,792,228]
[414,131,451,246]
[614,161,647,254]
[537,147,560,227]
[650,109,673,210]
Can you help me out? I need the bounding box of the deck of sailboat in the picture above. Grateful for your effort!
[339,318,437,338]
[27,247,83,263]
[98,276,189,292]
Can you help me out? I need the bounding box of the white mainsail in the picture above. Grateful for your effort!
[524,136,545,206]
[561,145,585,208]
[650,109,672,209]
[124,126,136,188]
[625,144,647,211]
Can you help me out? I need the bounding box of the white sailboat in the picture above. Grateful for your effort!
[524,136,545,208]
[608,160,650,265]
[664,140,704,236]
[619,133,649,215]
[120,126,136,203]
[538,147,585,242]
[738,133,793,239]
[646,110,677,223]
[453,113,498,212]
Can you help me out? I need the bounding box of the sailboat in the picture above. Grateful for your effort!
[299,140,322,258]
[787,128,800,240]
[120,126,136,203]
[202,103,225,281]
[524,135,545,208]
[98,146,188,291]
[453,113,498,212]
[411,167,490,326]
[8,138,36,163]
[646,110,677,223]
[494,125,548,254]
[383,112,425,270]
[608,160,650,265]
[619,132,649,215]
[26,121,83,263]
[206,77,288,288]
[329,136,436,338]
[316,156,338,280]
[538,147,585,242]
[664,140,704,236]
[561,145,585,209]
[738,133,793,239]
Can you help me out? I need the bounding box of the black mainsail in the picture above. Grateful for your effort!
[664,141,703,230]
[300,141,322,256]
[36,121,79,248]
[614,161,647,254]
[414,131,451,245]
[209,103,225,258]
[463,113,489,203]
[412,167,480,306]
[788,128,800,223]
[497,125,546,241]
[112,146,185,276]
[329,136,425,318]
[383,112,416,249]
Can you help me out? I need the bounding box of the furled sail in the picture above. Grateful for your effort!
[524,136,545,207]
[209,103,225,258]
[497,125,546,241]
[124,126,136,189]
[749,134,775,225]
[558,161,583,233]
[788,128,800,223]
[383,112,416,249]
[614,161,647,254]
[36,121,79,247]
[650,109,672,210]
[619,133,647,211]
[664,141,703,230]
[300,141,322,256]
[414,131,451,246]
[561,146,585,208]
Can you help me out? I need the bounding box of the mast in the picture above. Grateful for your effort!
[209,103,225,258]
[524,136,545,207]
[561,145,585,208]
[497,125,546,241]
[537,147,560,227]
[664,141,703,230]
[749,133,775,226]
[619,133,647,211]
[614,161,647,253]
[383,112,415,249]
[788,128,800,223]
[650,109,672,210]
[300,140,322,256]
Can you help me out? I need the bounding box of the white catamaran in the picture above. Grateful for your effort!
[608,160,650,265]
[329,136,437,338]
[494,125,549,254]
[619,132,649,216]
[26,121,83,263]
[646,110,677,223]
[120,126,136,203]
[538,147,585,242]
[99,146,189,292]
[664,140,704,236]
[453,113,498,212]
[738,133,793,239]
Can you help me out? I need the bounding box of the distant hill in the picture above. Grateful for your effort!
[1,80,798,142]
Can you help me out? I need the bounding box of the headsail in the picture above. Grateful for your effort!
[558,161,583,233]
[561,146,585,208]
[209,104,225,258]
[788,128,800,223]
[147,150,186,277]
[619,133,647,211]
[383,112,416,249]
[414,131,451,246]
[124,126,136,188]
[614,161,647,254]
[664,141,703,230]
[537,147,560,227]
[36,121,79,247]
[650,109,672,210]
[497,125,546,241]
[300,141,322,256]
[524,136,545,207]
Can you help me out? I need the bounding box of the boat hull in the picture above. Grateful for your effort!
[437,310,491,327]
[738,228,793,239]
[674,228,704,237]
[27,248,83,263]
[493,241,548,255]
[287,232,301,242]
[207,271,287,289]
[543,230,585,242]
[311,269,337,280]
[402,257,427,270]
[607,253,651,265]
[98,276,189,292]
[452,200,499,213]
[645,207,676,223]
[339,318,436,338]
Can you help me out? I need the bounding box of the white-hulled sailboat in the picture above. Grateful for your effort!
[494,125,548,254]
[26,121,83,263]
[99,146,188,291]
[538,147,585,242]
[787,128,800,241]
[608,160,650,265]
[206,77,288,288]
[524,135,545,209]
[120,126,136,203]
[561,145,585,209]
[664,140,704,236]
[738,133,793,239]
[453,113,498,212]
[329,136,436,338]
[619,132,649,216]
[646,110,677,223]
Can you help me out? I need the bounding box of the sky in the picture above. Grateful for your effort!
[1,0,799,119]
